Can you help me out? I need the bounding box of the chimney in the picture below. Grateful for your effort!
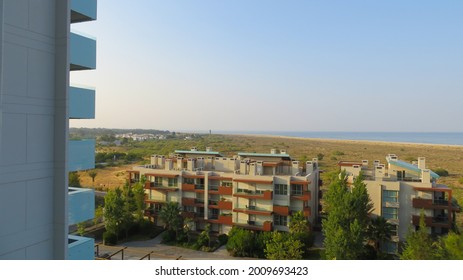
[206,147,212,152]
[271,149,277,154]
[421,169,431,182]
[306,161,314,174]
[150,155,157,165]
[165,159,173,170]
[292,161,300,175]
[418,157,426,169]
[362,160,368,166]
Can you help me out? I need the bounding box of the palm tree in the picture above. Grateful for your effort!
[159,202,182,237]
[367,216,394,258]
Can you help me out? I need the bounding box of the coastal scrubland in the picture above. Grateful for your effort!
[77,134,463,228]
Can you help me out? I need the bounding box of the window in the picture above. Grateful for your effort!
[291,184,303,195]
[382,190,398,203]
[184,206,194,212]
[381,241,398,254]
[168,178,177,187]
[382,207,398,219]
[222,181,232,187]
[274,214,287,226]
[154,177,163,186]
[274,184,288,195]
[390,224,398,236]
[184,178,194,184]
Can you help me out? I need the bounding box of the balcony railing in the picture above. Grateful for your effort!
[70,32,96,71]
[412,215,451,228]
[69,139,95,171]
[234,189,273,200]
[71,0,97,23]
[69,86,95,119]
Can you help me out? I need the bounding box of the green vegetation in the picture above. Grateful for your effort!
[322,171,373,259]
[69,171,81,187]
[401,210,440,260]
[433,168,449,177]
[367,216,394,259]
[265,231,303,260]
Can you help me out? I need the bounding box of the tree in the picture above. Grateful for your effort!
[69,171,81,187]
[159,202,182,239]
[400,210,438,260]
[289,211,313,256]
[436,232,463,260]
[93,205,104,226]
[226,227,255,257]
[132,176,146,222]
[196,224,211,249]
[87,170,97,186]
[367,216,394,258]
[103,188,126,240]
[265,231,303,260]
[323,171,373,259]
[77,222,86,236]
[183,217,194,244]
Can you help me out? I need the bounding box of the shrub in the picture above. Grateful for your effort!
[333,151,345,156]
[103,231,117,245]
[317,153,324,160]
[459,177,463,185]
[218,234,228,246]
[433,168,449,177]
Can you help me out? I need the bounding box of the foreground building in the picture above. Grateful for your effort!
[128,148,321,234]
[339,154,460,254]
[0,0,96,259]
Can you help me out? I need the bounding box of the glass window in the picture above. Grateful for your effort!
[184,178,194,184]
[274,184,288,195]
[154,177,163,186]
[274,214,287,226]
[291,184,303,195]
[382,190,398,203]
[168,178,177,186]
[381,241,398,254]
[382,207,398,219]
[222,181,232,187]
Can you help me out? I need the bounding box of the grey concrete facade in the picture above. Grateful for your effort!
[0,0,70,259]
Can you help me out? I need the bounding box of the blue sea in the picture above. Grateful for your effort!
[215,131,463,146]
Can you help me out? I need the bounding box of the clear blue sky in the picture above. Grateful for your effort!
[70,0,463,132]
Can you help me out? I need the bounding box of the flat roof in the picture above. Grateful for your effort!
[174,150,224,157]
[238,152,291,159]
[338,161,363,167]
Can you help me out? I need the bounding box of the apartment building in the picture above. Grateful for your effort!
[128,148,321,234]
[0,0,96,259]
[339,154,461,254]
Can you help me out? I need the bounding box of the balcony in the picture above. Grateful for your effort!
[412,198,451,210]
[145,182,178,192]
[71,0,97,23]
[68,139,95,171]
[218,200,233,210]
[290,191,311,201]
[412,215,451,228]
[70,32,96,71]
[69,86,95,119]
[208,200,219,209]
[233,206,273,216]
[218,215,233,225]
[273,205,290,216]
[181,197,195,206]
[68,187,94,225]
[218,186,233,195]
[234,189,273,200]
[181,212,196,219]
[144,209,161,217]
[234,221,273,232]
[182,184,195,192]
[68,235,94,260]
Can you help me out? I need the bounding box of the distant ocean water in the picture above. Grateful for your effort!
[215,131,463,146]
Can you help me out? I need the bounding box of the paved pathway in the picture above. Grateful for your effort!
[96,232,253,260]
